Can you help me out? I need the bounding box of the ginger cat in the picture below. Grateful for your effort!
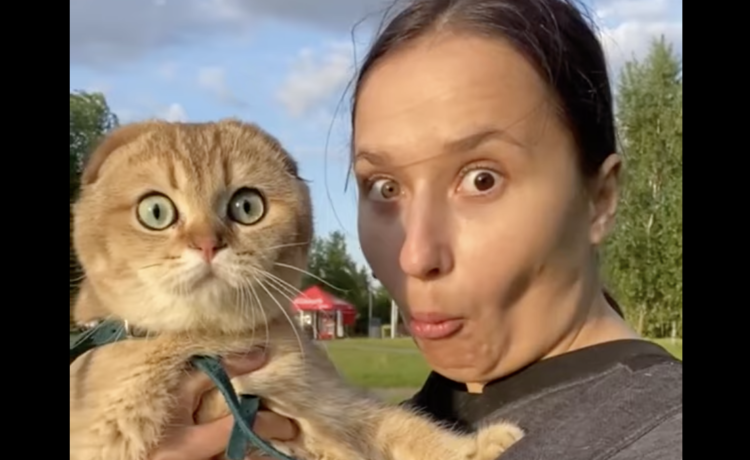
[69,119,523,460]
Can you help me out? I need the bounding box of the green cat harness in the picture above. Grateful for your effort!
[69,320,296,460]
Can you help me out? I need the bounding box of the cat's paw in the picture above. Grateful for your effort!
[472,422,524,460]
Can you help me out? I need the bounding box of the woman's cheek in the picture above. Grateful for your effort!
[359,205,404,289]
[358,206,391,266]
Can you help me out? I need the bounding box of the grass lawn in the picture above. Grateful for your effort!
[70,333,682,394]
[321,339,430,389]
[651,338,683,360]
[324,337,683,389]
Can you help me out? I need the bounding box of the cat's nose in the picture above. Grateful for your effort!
[189,236,227,262]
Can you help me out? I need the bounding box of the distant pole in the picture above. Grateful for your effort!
[367,283,373,329]
[369,273,375,338]
[390,299,398,339]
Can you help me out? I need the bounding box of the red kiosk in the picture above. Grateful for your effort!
[292,285,357,340]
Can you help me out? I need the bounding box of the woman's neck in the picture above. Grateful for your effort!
[464,290,639,394]
[533,291,641,375]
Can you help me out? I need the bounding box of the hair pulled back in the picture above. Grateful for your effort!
[351,0,623,316]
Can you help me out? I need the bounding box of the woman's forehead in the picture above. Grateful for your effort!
[354,33,555,160]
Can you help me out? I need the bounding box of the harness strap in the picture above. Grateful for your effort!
[69,323,296,460]
[191,355,296,460]
[70,320,129,364]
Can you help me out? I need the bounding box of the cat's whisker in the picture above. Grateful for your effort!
[273,262,349,293]
[264,240,311,252]
[232,279,243,322]
[258,275,296,306]
[262,271,305,299]
[240,281,253,324]
[70,273,87,283]
[253,274,306,362]
[242,284,255,343]
[137,262,165,270]
[251,267,308,358]
[264,275,304,309]
[247,280,270,351]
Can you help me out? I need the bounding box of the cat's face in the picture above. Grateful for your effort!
[73,120,312,333]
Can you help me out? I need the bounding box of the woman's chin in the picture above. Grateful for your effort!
[415,333,503,384]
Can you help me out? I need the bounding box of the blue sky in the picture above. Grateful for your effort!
[70,0,682,269]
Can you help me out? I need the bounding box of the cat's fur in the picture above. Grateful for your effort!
[69,119,523,460]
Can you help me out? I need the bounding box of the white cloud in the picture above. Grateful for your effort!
[594,0,682,80]
[156,61,179,81]
[112,102,187,123]
[272,0,681,117]
[196,66,246,107]
[159,103,188,121]
[197,66,226,93]
[73,0,681,117]
[599,20,682,79]
[113,108,138,123]
[276,42,355,117]
[70,0,386,68]
[595,0,672,22]
[85,81,112,95]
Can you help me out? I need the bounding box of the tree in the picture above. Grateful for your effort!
[603,37,683,338]
[303,231,379,332]
[70,91,119,201]
[70,91,118,326]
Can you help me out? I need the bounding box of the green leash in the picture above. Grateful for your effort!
[70,320,296,460]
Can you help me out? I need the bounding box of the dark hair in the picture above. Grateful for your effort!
[351,0,624,317]
[351,0,615,177]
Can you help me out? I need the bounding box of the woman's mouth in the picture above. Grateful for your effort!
[408,312,465,340]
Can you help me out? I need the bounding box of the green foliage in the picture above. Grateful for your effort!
[603,37,683,338]
[323,338,682,389]
[302,231,394,331]
[70,90,119,201]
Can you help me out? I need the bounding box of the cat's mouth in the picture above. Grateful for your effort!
[191,267,222,288]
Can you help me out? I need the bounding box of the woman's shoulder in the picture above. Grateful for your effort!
[607,410,682,460]
[405,340,681,459]
[497,344,682,460]
[587,356,682,459]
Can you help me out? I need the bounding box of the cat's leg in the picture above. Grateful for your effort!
[196,331,523,460]
[70,339,187,460]
[194,340,376,460]
[374,407,524,460]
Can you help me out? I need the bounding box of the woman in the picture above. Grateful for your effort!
[132,0,684,458]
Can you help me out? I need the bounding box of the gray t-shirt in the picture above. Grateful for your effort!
[406,340,682,459]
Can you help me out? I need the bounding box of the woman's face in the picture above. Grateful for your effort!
[354,32,618,384]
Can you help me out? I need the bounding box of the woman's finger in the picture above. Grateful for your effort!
[151,415,235,460]
[251,411,299,441]
[223,350,269,378]
[152,410,298,460]
[178,349,268,403]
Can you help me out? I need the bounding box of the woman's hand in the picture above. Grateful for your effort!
[150,350,299,460]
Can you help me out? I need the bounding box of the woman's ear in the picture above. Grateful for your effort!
[589,153,621,246]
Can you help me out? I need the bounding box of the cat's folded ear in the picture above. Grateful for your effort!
[80,121,161,187]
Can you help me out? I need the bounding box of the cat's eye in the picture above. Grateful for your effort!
[136,193,177,230]
[228,187,266,225]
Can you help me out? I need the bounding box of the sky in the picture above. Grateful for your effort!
[70,0,682,269]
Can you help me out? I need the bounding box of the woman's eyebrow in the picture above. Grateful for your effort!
[444,127,526,154]
[354,149,387,166]
[354,127,526,166]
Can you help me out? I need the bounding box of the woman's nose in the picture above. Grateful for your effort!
[399,202,454,280]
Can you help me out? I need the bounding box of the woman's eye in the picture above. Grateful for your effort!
[458,169,502,195]
[367,178,401,202]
